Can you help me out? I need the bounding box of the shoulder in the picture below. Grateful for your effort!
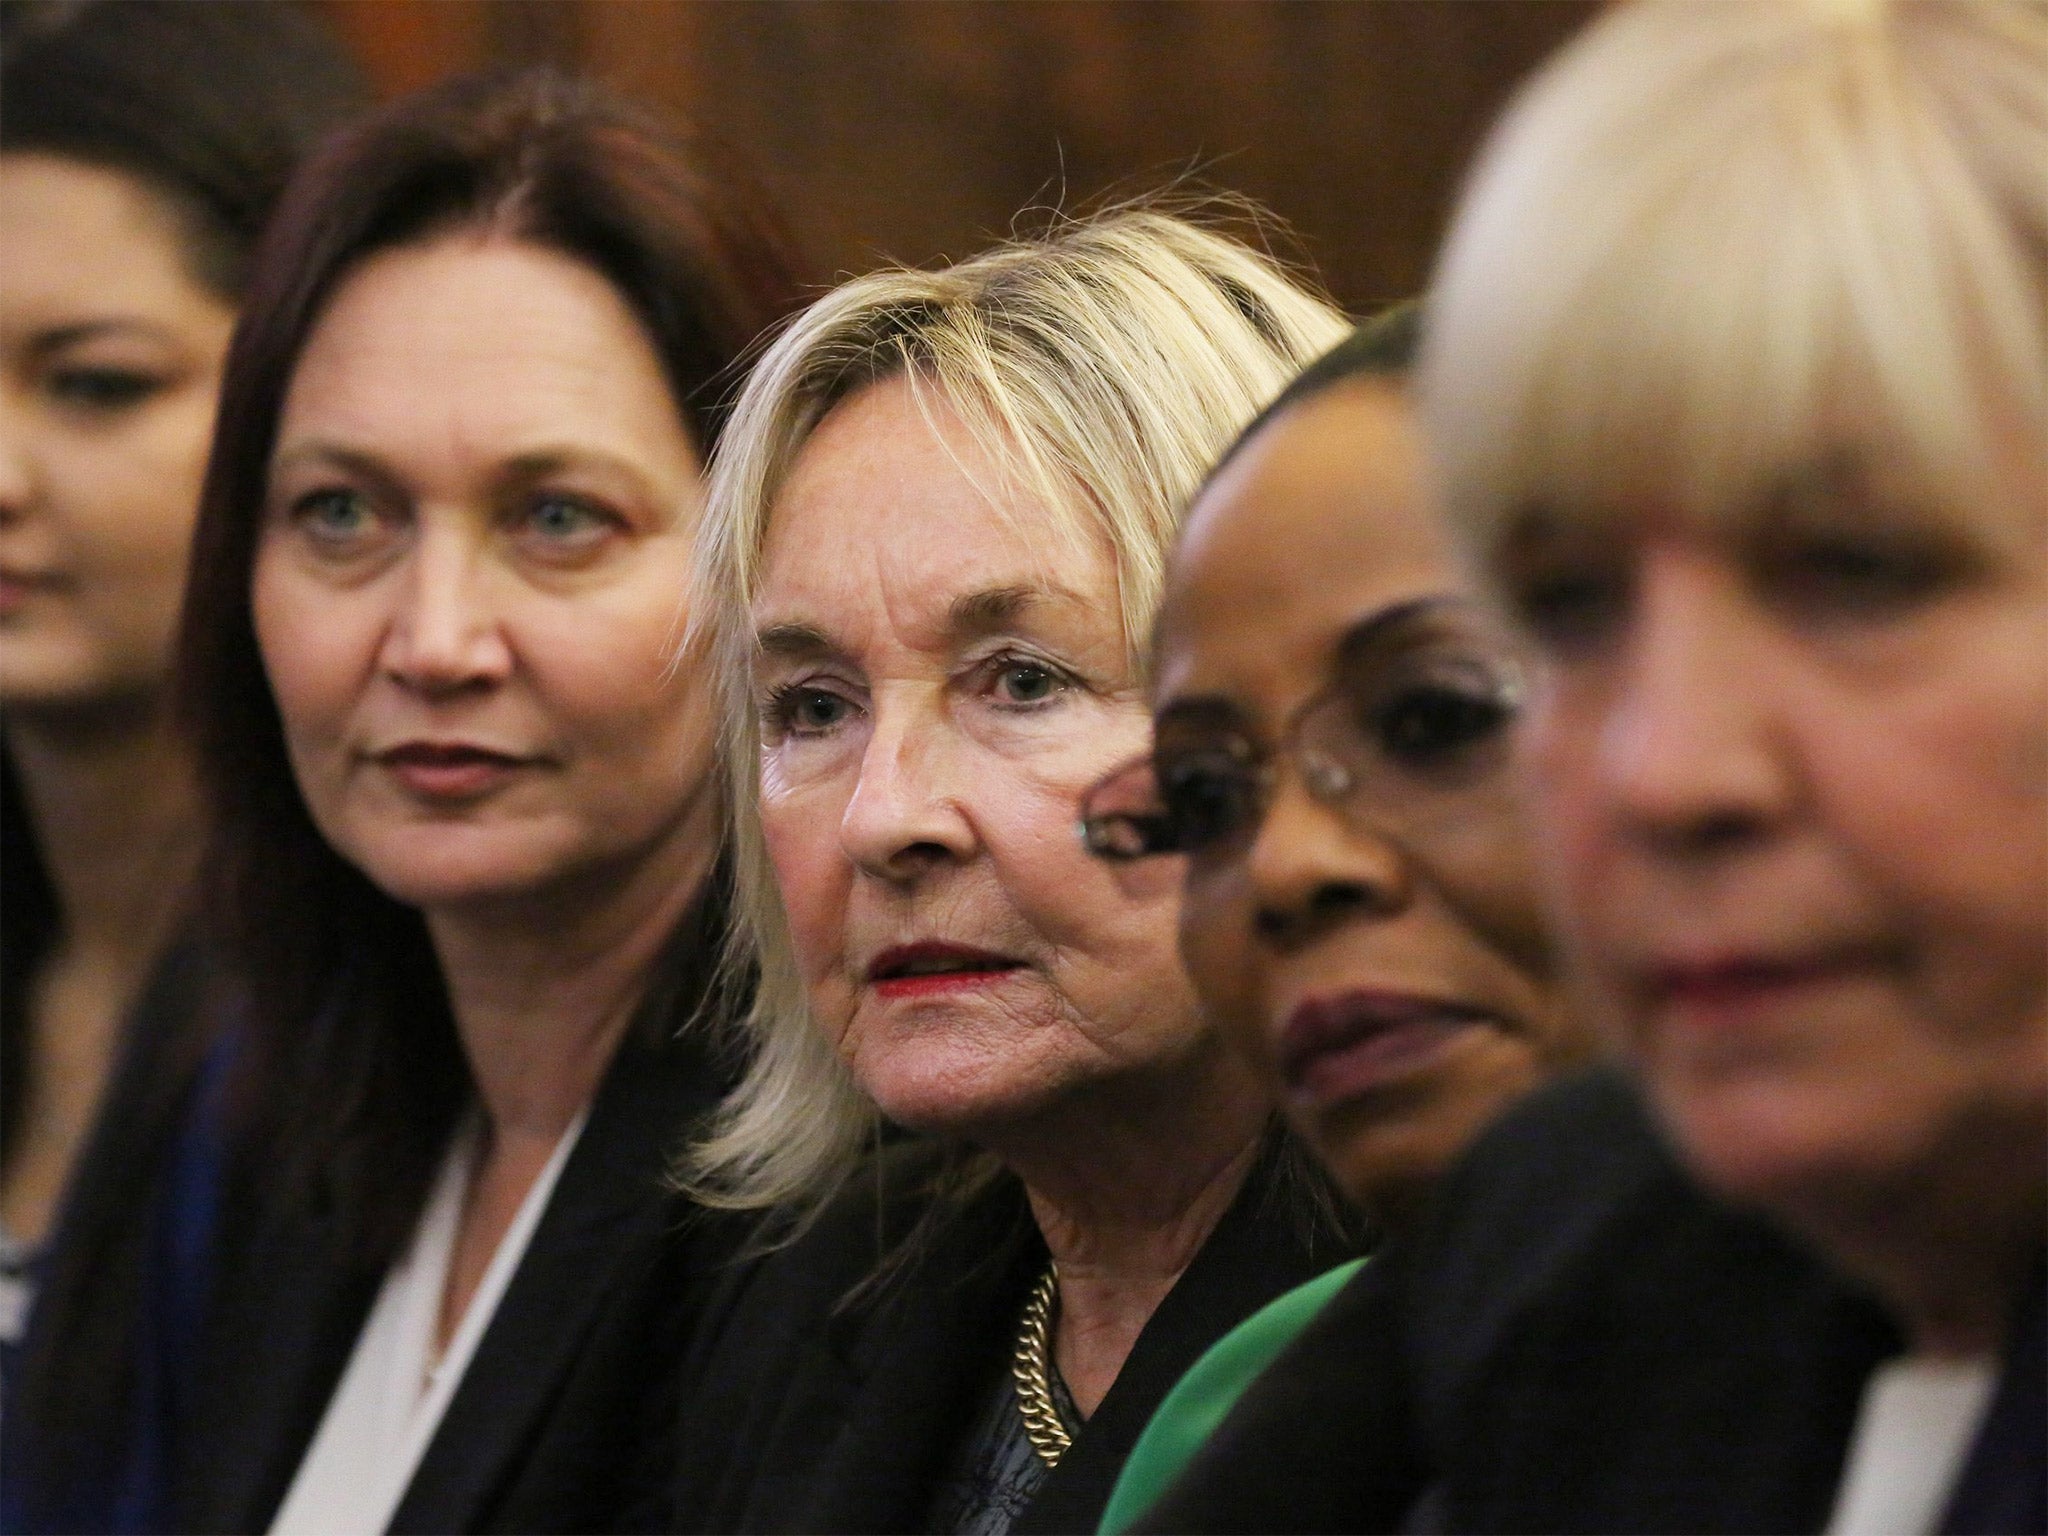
[669,1144,1038,1534]
[692,1141,1029,1348]
[1410,1070,1902,1532]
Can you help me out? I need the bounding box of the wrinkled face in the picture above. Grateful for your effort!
[1494,421,2048,1228]
[0,155,236,711]
[254,238,714,914]
[752,375,1211,1136]
[1154,381,1585,1222]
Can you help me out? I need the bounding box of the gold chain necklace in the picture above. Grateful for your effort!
[1012,1260,1072,1467]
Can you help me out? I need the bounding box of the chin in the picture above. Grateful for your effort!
[342,830,573,913]
[0,649,146,713]
[857,1050,1080,1142]
[1647,1069,1920,1220]
[1312,1113,1474,1227]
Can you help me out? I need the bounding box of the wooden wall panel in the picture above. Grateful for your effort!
[313,0,1595,314]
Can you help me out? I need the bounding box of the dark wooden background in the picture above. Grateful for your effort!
[312,1,1595,314]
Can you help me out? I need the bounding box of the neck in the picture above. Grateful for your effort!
[1795,1104,2046,1359]
[6,697,200,962]
[425,809,714,1146]
[996,1038,1270,1417]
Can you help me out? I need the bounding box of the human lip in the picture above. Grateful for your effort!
[1639,944,1892,1025]
[864,941,1028,1000]
[1276,990,1495,1108]
[0,565,66,614]
[371,740,537,800]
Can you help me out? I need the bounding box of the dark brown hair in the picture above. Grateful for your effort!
[1,5,369,1518]
[177,66,803,1266]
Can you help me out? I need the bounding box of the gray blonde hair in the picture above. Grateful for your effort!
[1423,0,2048,565]
[683,204,1348,1224]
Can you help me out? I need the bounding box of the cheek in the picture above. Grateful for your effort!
[759,781,852,977]
[250,552,365,753]
[1178,868,1261,1042]
[1517,689,1611,931]
[47,406,213,662]
[1179,872,1253,1015]
[537,615,706,770]
[996,769,1168,945]
[1808,649,2048,1020]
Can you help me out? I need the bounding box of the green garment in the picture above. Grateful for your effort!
[1097,1257,1367,1534]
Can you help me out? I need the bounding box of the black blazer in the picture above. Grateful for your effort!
[669,1136,1360,1535]
[1136,1070,2043,1535]
[174,893,742,1536]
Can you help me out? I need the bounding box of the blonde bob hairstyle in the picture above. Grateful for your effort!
[1423,0,2048,567]
[683,204,1348,1225]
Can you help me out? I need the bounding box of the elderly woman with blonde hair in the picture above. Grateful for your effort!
[665,206,1356,1535]
[1126,1,2046,1531]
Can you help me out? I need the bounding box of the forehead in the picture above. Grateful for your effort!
[755,376,1122,656]
[277,237,693,471]
[0,153,224,332]
[1154,380,1469,714]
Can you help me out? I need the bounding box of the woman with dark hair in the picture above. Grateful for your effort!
[1080,306,1594,1530]
[0,4,366,1529]
[167,67,801,1535]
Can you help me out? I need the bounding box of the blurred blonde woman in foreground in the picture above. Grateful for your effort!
[1129,3,2046,1531]
[666,206,1355,1536]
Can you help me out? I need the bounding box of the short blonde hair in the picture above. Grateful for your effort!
[1423,0,2048,564]
[683,204,1347,1222]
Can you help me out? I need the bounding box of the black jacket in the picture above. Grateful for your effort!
[669,1136,1359,1535]
[1134,1070,2045,1534]
[173,892,742,1536]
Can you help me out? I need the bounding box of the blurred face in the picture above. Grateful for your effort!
[254,238,713,914]
[1494,420,2048,1232]
[0,155,236,711]
[1149,382,1584,1222]
[752,376,1213,1137]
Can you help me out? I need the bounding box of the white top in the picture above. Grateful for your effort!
[1823,1354,1997,1536]
[268,1108,588,1536]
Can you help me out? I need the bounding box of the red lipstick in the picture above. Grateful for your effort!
[866,941,1025,1000]
[1644,946,1887,1028]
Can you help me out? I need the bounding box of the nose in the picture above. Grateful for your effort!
[1248,769,1411,949]
[377,522,513,695]
[839,696,980,881]
[1593,552,1796,858]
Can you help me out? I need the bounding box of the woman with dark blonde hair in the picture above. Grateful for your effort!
[667,204,1357,1534]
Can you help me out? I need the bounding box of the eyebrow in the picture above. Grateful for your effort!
[268,441,665,502]
[753,582,1084,668]
[1330,594,1464,666]
[30,318,175,357]
[947,584,1049,639]
[755,621,837,662]
[1154,593,1468,733]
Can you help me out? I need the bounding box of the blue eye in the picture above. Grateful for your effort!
[294,488,376,542]
[524,495,610,543]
